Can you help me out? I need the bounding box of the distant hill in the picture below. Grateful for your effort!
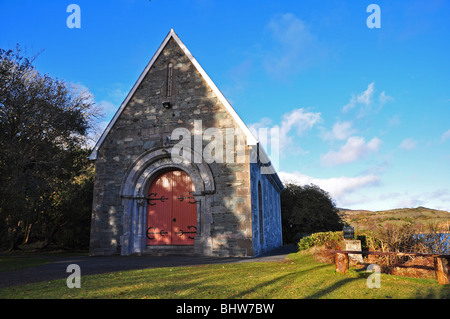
[338,206,450,231]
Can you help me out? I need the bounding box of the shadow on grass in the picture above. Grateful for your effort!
[304,278,359,299]
[304,268,369,299]
[74,261,334,299]
[413,286,450,299]
[88,263,450,299]
[232,263,331,299]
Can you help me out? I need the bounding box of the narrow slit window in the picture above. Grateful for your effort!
[167,62,173,98]
[258,182,264,245]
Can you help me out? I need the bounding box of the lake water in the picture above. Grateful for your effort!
[415,233,450,254]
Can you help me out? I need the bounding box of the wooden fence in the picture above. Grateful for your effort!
[329,250,450,285]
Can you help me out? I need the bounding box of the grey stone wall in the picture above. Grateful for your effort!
[90,37,255,257]
[250,162,283,256]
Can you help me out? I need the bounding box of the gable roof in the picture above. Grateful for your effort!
[88,30,281,190]
[89,29,259,161]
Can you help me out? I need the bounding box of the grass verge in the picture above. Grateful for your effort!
[0,249,88,272]
[0,256,51,273]
[0,251,448,299]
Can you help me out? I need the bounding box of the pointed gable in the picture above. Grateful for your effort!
[89,29,259,161]
[89,29,284,257]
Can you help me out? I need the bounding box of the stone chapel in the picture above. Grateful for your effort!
[88,29,284,257]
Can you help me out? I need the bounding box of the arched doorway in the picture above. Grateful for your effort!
[146,170,197,246]
[119,147,215,256]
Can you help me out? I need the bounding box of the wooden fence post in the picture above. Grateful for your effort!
[335,253,349,274]
[434,257,450,285]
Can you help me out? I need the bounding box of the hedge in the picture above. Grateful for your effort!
[298,230,376,251]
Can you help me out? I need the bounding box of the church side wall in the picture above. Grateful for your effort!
[250,163,283,256]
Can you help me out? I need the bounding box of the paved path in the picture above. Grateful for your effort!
[0,245,295,288]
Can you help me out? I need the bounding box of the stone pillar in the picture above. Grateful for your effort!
[335,253,349,274]
[120,197,146,256]
[120,198,132,256]
[135,199,146,255]
[344,239,364,263]
[194,193,213,256]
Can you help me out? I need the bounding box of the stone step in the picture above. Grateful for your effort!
[143,246,195,256]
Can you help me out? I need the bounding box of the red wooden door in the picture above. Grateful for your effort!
[146,170,197,246]
[172,170,197,245]
[146,171,172,245]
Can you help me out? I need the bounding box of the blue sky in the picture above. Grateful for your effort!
[1,0,449,211]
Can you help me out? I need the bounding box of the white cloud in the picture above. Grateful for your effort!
[342,82,375,113]
[359,160,391,176]
[332,121,356,140]
[279,171,381,204]
[395,197,425,209]
[377,189,450,210]
[264,13,323,77]
[279,108,322,137]
[399,138,417,150]
[441,129,450,142]
[321,121,357,141]
[387,115,401,128]
[249,108,322,153]
[247,117,273,130]
[342,82,393,115]
[98,100,118,118]
[425,188,450,202]
[379,91,394,107]
[357,82,375,105]
[321,136,382,167]
[96,83,129,105]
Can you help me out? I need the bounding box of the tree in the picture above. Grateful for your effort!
[281,183,343,243]
[0,46,98,250]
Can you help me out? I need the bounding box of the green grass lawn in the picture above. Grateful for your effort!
[0,249,88,272]
[0,251,448,299]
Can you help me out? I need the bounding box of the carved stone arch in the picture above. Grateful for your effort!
[119,147,215,256]
[121,148,215,197]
